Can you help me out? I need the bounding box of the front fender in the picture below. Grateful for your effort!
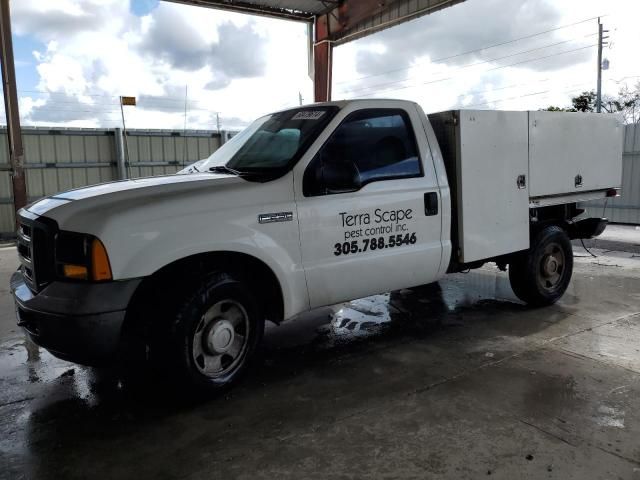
[106,210,307,320]
[42,173,309,319]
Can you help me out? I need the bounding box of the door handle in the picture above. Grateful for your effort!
[424,192,438,216]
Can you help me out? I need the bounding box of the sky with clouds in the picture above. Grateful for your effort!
[6,0,640,131]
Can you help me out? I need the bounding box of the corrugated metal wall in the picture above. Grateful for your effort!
[0,127,222,235]
[582,123,640,224]
[2,123,638,235]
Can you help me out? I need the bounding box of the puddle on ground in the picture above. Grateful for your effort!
[314,268,522,345]
[594,404,626,428]
[331,294,394,335]
[1,266,639,420]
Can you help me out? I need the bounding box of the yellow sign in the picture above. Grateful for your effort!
[120,96,137,106]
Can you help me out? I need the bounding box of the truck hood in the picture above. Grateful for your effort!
[26,173,244,218]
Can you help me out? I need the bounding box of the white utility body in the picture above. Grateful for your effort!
[428,109,623,263]
[11,99,623,392]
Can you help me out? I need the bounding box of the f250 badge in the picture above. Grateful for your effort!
[258,212,293,224]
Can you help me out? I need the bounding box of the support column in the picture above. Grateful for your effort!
[114,128,127,180]
[0,0,26,225]
[313,15,332,103]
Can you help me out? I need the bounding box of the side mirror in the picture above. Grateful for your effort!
[322,160,361,193]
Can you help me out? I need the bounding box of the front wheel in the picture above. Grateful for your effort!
[508,225,573,306]
[169,272,264,393]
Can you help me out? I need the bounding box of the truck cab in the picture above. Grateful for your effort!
[10,99,621,393]
[293,100,449,308]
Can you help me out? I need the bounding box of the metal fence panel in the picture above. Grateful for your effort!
[0,135,8,164]
[582,123,640,225]
[0,127,224,236]
[1,122,637,235]
[0,171,12,232]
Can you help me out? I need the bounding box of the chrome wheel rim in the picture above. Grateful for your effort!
[192,299,249,379]
[538,243,566,291]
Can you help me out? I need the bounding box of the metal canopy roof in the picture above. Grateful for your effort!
[165,0,338,21]
[166,0,467,44]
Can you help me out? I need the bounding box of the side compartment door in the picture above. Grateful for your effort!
[294,105,443,309]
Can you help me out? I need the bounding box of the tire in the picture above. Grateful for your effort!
[167,271,264,393]
[508,225,573,306]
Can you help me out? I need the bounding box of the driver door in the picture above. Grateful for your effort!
[294,104,443,309]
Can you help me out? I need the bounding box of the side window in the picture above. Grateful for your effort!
[303,109,422,196]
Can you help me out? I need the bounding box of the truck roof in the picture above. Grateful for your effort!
[275,99,420,113]
[315,99,418,107]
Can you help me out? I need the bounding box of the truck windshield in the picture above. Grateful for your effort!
[201,106,339,180]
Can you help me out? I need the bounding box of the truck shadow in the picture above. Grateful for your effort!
[10,269,603,479]
[21,271,564,406]
[255,272,546,384]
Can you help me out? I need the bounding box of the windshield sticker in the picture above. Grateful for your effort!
[292,110,326,121]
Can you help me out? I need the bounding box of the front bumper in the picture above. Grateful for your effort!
[10,270,142,366]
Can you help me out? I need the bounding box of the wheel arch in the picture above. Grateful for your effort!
[125,251,285,329]
[529,203,582,235]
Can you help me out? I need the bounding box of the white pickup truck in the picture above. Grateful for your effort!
[11,99,623,392]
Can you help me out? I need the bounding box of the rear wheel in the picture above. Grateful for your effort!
[509,225,573,306]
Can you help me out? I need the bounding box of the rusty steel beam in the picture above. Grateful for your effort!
[312,0,467,101]
[165,0,320,22]
[317,0,466,44]
[331,0,390,34]
[0,0,26,226]
[313,14,332,102]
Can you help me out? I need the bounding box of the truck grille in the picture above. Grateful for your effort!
[17,213,56,293]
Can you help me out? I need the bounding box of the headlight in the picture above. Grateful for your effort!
[55,231,112,281]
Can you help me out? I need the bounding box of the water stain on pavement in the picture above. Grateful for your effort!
[2,261,640,479]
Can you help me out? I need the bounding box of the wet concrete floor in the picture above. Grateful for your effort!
[1,245,640,479]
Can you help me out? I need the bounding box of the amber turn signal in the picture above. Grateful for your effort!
[91,238,112,281]
[63,264,88,280]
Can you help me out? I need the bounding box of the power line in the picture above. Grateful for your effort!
[452,77,553,99]
[19,103,222,116]
[337,34,596,97]
[334,15,604,86]
[24,108,123,115]
[455,75,640,109]
[348,44,597,99]
[485,44,595,72]
[453,81,594,109]
[610,75,640,84]
[19,90,122,99]
[21,17,602,107]
[19,97,221,110]
[18,89,222,108]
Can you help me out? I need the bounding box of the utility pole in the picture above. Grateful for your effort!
[114,128,126,180]
[182,85,188,167]
[119,96,136,178]
[596,18,609,113]
[298,91,303,106]
[0,0,27,225]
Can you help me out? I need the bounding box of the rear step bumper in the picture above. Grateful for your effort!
[568,217,608,240]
